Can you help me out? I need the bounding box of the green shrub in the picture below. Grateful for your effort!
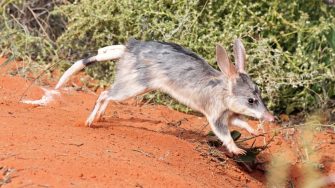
[1,0,334,114]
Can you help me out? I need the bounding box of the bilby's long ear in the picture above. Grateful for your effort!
[216,44,238,78]
[233,38,247,73]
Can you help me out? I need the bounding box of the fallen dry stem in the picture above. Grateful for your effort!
[236,126,295,143]
[132,149,154,158]
[19,62,58,102]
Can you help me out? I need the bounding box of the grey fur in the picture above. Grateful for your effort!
[84,38,274,155]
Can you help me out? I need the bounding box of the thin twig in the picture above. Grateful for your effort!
[132,149,154,158]
[19,62,58,102]
[27,6,50,41]
[197,122,209,133]
[236,126,295,143]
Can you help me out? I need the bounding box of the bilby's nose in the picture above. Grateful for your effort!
[263,111,275,122]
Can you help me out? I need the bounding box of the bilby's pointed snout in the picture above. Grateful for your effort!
[263,111,275,122]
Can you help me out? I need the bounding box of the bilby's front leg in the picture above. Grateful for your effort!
[207,111,246,155]
[230,116,258,135]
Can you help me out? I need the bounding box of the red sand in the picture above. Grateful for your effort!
[0,58,334,187]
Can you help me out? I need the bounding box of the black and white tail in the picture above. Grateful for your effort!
[21,45,126,105]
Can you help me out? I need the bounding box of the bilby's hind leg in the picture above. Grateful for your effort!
[85,82,148,126]
[96,86,151,121]
[96,99,110,121]
[86,90,109,126]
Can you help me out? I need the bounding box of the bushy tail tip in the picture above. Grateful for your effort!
[21,88,60,106]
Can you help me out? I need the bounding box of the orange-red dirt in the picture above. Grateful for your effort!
[0,59,334,187]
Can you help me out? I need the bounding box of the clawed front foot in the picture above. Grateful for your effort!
[226,140,246,155]
[230,117,259,136]
[228,144,246,155]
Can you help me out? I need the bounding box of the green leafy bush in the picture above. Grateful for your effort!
[1,0,334,114]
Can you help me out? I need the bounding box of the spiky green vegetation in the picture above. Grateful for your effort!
[0,0,334,114]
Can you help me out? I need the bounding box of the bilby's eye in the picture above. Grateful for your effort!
[248,98,255,104]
